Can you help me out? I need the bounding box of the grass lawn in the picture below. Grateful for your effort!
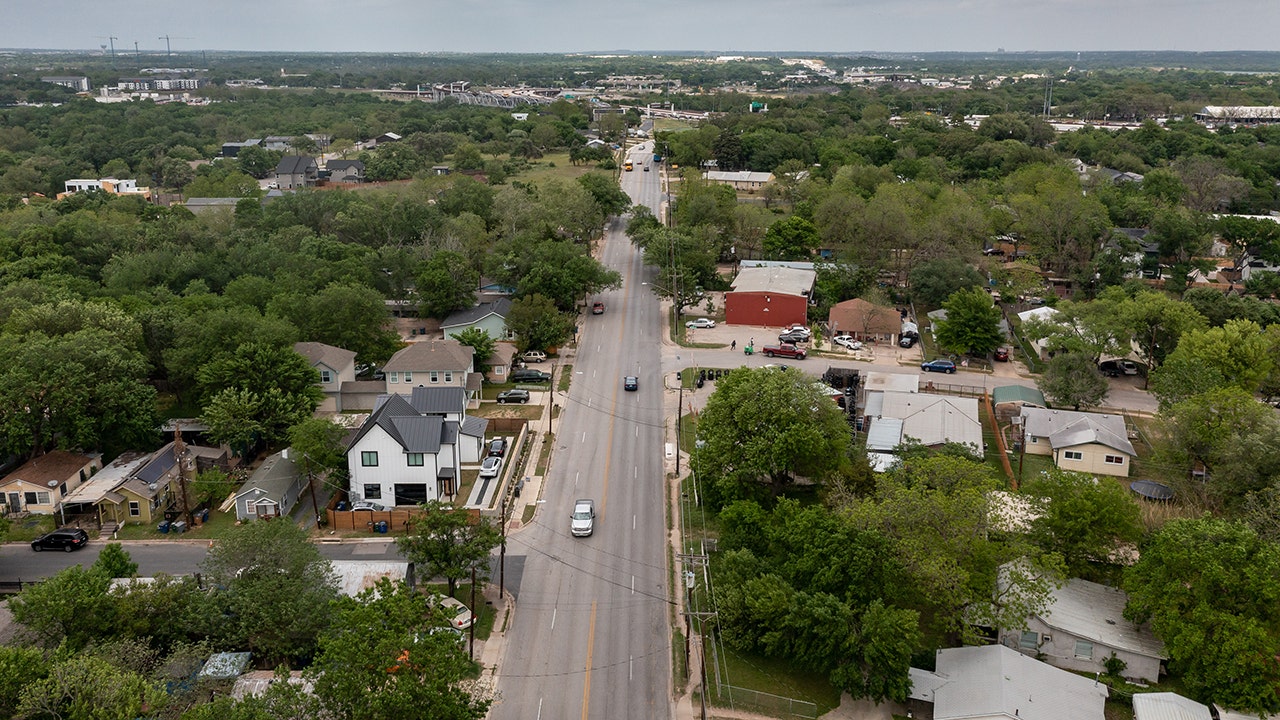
[5,513,56,542]
[557,364,572,393]
[470,401,543,421]
[707,643,841,717]
[156,392,201,420]
[653,118,696,132]
[511,153,609,184]
[112,508,240,541]
[420,582,496,641]
[1013,452,1056,484]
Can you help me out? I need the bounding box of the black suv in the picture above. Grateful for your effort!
[32,528,89,552]
[510,369,552,383]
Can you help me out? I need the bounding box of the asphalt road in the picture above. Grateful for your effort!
[488,143,671,720]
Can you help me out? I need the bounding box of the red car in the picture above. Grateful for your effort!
[591,302,605,315]
[995,347,1010,361]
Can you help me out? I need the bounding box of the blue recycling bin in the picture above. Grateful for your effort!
[375,520,389,534]
[200,508,210,523]
[157,520,170,534]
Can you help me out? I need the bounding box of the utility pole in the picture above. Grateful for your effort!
[468,565,478,660]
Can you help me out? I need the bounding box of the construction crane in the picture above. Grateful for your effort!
[157,35,192,58]
[95,35,118,60]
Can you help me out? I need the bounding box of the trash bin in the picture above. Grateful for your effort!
[375,521,389,534]
[172,520,188,533]
[200,509,210,523]
[157,520,170,534]
[336,501,349,511]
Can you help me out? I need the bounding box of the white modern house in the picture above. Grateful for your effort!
[346,387,487,507]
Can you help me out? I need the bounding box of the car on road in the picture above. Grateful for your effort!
[479,456,503,479]
[488,438,507,457]
[644,165,650,172]
[624,376,638,391]
[510,369,552,383]
[31,528,89,552]
[832,335,862,350]
[571,498,596,537]
[685,318,716,329]
[520,350,547,363]
[431,595,475,630]
[591,302,605,314]
[899,335,917,348]
[778,331,809,345]
[994,347,1010,362]
[497,389,530,404]
[921,359,957,374]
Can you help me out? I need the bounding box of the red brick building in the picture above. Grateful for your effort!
[724,265,815,327]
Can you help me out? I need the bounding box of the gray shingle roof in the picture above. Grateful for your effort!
[293,341,356,370]
[348,391,473,454]
[1021,407,1135,456]
[235,449,302,502]
[1039,578,1166,660]
[383,340,473,373]
[275,155,317,174]
[441,298,513,329]
[327,160,365,171]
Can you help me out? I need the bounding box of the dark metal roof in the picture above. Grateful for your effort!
[409,386,466,415]
[135,444,177,485]
[236,450,302,501]
[460,415,488,438]
[275,155,317,174]
[389,416,444,453]
[441,298,513,329]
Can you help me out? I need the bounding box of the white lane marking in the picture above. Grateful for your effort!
[551,607,557,630]
[631,575,635,594]
[629,655,634,681]
[634,426,638,437]
[537,698,543,720]
[575,471,580,487]
[581,431,587,443]
[633,514,636,530]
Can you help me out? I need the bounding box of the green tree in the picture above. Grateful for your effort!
[8,565,116,649]
[200,520,338,666]
[191,468,239,508]
[1109,288,1206,385]
[397,501,502,598]
[762,215,819,260]
[1022,469,1143,580]
[693,366,851,506]
[934,287,1003,356]
[576,173,631,216]
[507,240,622,312]
[417,250,478,319]
[270,283,402,366]
[197,343,323,444]
[909,257,985,308]
[16,654,167,720]
[1037,351,1110,410]
[0,646,46,719]
[1157,386,1280,507]
[1124,518,1280,712]
[1150,319,1276,408]
[201,388,264,456]
[1007,164,1110,279]
[306,579,490,720]
[92,542,139,579]
[453,327,497,372]
[505,294,575,352]
[236,145,283,179]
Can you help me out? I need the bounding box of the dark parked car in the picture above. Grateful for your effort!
[624,376,639,391]
[497,389,530,404]
[778,331,808,344]
[921,359,957,374]
[899,335,917,348]
[31,528,89,552]
[510,369,552,383]
[488,438,508,457]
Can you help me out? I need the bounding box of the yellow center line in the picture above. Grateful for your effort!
[581,599,598,720]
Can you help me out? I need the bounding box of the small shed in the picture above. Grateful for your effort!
[991,385,1047,423]
[199,652,252,680]
[233,449,306,521]
[330,560,414,598]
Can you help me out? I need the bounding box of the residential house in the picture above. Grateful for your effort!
[863,390,983,455]
[374,132,403,145]
[909,645,1108,720]
[293,341,358,412]
[183,197,242,215]
[724,265,815,327]
[829,298,902,345]
[233,449,306,521]
[345,387,488,506]
[58,177,152,201]
[96,441,227,528]
[487,342,516,383]
[1015,306,1062,361]
[381,339,479,404]
[431,165,451,176]
[1000,575,1166,683]
[221,139,262,158]
[60,453,149,528]
[1020,407,1135,477]
[326,159,366,183]
[702,170,774,191]
[271,156,318,190]
[441,298,513,342]
[1133,694,1212,720]
[262,136,294,152]
[0,451,101,516]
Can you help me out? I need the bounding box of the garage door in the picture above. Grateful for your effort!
[393,483,429,506]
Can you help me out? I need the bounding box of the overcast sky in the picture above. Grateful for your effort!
[3,0,1278,54]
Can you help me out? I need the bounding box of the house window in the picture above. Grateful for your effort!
[388,372,399,384]
[430,371,440,383]
[363,484,382,500]
[403,372,413,383]
[59,483,67,497]
[1105,455,1125,465]
[129,501,140,517]
[1019,631,1039,650]
[1063,450,1083,461]
[444,371,453,383]
[1074,640,1094,659]
[361,451,379,467]
[406,453,425,467]
[24,491,51,506]
[320,370,332,383]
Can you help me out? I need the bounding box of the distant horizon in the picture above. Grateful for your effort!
[3,0,1277,57]
[7,48,1280,57]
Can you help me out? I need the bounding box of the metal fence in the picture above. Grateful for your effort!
[713,685,818,719]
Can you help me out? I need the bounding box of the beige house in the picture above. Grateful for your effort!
[1020,407,1134,477]
[96,442,228,530]
[0,451,101,516]
[828,298,902,344]
[294,341,358,412]
[382,339,479,405]
[1000,576,1166,683]
[702,170,774,191]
